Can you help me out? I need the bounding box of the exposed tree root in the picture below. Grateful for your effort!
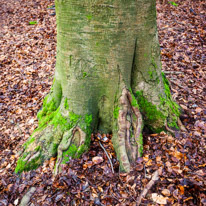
[113,88,143,172]
[177,117,187,131]
[55,126,86,175]
[165,117,187,135]
[165,122,175,135]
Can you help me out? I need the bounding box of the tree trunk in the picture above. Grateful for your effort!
[15,0,180,174]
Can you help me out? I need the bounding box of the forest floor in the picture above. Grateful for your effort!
[0,0,205,205]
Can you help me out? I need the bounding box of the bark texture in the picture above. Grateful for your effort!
[16,0,180,173]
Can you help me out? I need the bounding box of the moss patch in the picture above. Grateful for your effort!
[37,97,57,129]
[136,91,166,132]
[34,145,41,152]
[16,94,93,173]
[135,73,180,132]
[161,72,180,129]
[37,97,80,132]
[138,133,143,156]
[62,144,78,164]
[37,95,92,135]
[23,137,35,150]
[50,143,59,157]
[64,98,69,109]
[131,92,139,108]
[15,152,42,174]
[113,106,120,119]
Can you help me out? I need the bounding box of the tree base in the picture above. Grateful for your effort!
[15,76,180,174]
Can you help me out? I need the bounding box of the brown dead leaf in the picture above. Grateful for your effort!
[92,156,103,165]
[178,185,185,195]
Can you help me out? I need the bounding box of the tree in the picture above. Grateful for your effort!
[15,0,182,174]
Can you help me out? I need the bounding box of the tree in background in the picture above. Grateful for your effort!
[15,0,183,174]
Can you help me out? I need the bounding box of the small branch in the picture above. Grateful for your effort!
[136,168,162,206]
[99,141,114,173]
[163,71,183,74]
[169,79,185,89]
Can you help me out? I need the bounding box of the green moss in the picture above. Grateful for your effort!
[34,145,41,152]
[131,91,139,108]
[62,144,78,164]
[136,91,166,132]
[18,95,93,173]
[36,97,69,131]
[37,97,57,128]
[61,144,88,164]
[64,98,69,109]
[138,133,143,156]
[37,96,92,134]
[83,72,87,78]
[69,112,80,124]
[50,143,59,156]
[161,72,180,129]
[148,70,153,79]
[86,14,92,20]
[23,137,35,150]
[135,73,181,132]
[75,144,87,158]
[15,152,42,174]
[113,106,120,119]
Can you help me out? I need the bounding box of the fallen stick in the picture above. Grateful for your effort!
[169,79,185,89]
[99,141,114,173]
[136,168,162,206]
[163,71,183,74]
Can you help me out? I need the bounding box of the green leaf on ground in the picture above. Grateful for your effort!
[168,1,178,6]
[29,21,37,25]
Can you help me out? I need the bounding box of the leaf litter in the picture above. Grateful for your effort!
[0,0,205,205]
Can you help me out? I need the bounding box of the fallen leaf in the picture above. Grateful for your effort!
[161,189,171,197]
[151,193,168,204]
[92,156,103,165]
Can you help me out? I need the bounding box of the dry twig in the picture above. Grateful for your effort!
[136,168,162,206]
[99,141,114,173]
